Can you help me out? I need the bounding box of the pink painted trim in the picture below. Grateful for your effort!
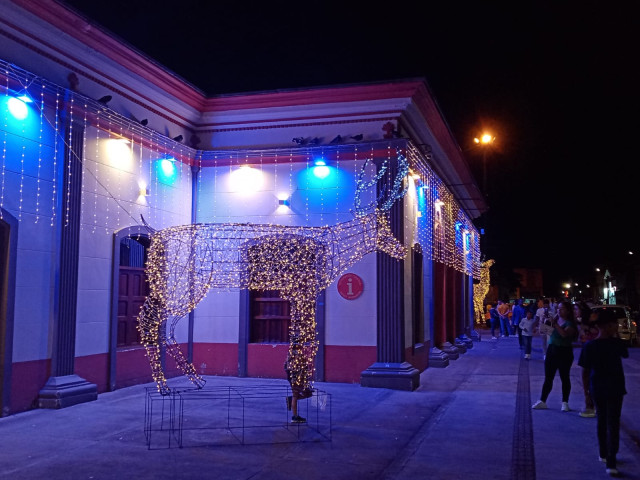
[202,82,423,112]
[11,0,205,109]
[9,1,427,118]
[0,22,196,131]
[411,83,471,184]
[196,114,400,131]
[200,146,406,168]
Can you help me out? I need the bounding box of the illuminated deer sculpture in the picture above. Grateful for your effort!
[138,151,409,394]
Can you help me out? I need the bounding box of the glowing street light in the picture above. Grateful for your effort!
[473,133,495,196]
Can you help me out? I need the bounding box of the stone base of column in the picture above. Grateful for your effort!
[470,328,482,342]
[360,362,420,391]
[454,338,468,353]
[440,342,460,360]
[459,334,474,349]
[37,374,98,409]
[428,347,450,368]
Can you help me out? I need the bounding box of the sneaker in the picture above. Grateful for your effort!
[291,415,306,423]
[561,402,570,412]
[606,468,619,476]
[579,409,596,418]
[286,396,292,411]
[524,354,531,359]
[532,400,547,410]
[599,457,606,463]
[492,336,498,340]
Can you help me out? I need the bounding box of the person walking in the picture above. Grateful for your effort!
[497,299,511,337]
[284,338,307,423]
[535,299,553,359]
[578,308,629,476]
[519,310,535,359]
[575,301,599,418]
[532,300,578,412]
[489,303,500,339]
[511,298,526,347]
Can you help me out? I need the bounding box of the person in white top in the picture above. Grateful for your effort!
[535,299,553,358]
[519,310,535,359]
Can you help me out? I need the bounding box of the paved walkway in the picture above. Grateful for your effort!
[1,333,639,480]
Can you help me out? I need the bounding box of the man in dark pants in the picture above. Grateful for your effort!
[511,298,526,347]
[489,304,500,339]
[578,309,629,477]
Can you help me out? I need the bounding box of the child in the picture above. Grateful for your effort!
[519,310,535,359]
[578,308,629,476]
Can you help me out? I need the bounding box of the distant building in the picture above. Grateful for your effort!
[513,268,544,301]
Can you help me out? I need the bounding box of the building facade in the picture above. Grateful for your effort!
[0,0,487,415]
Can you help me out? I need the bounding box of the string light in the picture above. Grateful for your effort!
[0,62,484,394]
[473,259,495,326]
[1,68,8,219]
[80,102,88,229]
[137,156,410,394]
[64,93,74,226]
[51,91,59,227]
[35,84,44,223]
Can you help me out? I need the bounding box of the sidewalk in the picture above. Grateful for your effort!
[1,334,638,480]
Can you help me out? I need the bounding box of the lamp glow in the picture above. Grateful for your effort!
[230,166,263,194]
[7,97,29,120]
[106,139,133,170]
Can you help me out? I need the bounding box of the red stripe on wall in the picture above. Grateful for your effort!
[404,344,430,372]
[247,344,289,379]
[324,345,376,383]
[75,353,108,393]
[193,343,239,376]
[10,358,50,414]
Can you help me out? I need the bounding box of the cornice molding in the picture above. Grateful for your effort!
[12,0,206,110]
[202,81,423,112]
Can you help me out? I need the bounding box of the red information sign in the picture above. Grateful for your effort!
[337,273,364,300]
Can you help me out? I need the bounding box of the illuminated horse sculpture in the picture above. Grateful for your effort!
[138,151,409,394]
[473,259,495,327]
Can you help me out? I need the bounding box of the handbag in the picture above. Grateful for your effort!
[539,322,554,336]
[298,387,313,399]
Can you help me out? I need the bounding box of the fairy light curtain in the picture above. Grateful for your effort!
[1,59,194,235]
[1,58,479,276]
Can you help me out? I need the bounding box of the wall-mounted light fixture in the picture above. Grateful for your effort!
[312,158,330,179]
[6,89,33,120]
[230,166,263,194]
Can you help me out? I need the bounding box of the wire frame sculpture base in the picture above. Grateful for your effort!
[144,385,331,449]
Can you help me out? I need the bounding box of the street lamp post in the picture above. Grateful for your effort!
[473,133,495,196]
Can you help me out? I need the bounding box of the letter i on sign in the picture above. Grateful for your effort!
[338,273,364,300]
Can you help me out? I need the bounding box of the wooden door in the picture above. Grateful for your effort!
[117,267,147,346]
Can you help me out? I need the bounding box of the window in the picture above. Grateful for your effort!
[249,290,290,343]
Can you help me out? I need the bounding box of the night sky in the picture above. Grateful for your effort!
[60,0,636,295]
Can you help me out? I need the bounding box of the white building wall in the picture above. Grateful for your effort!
[76,129,192,356]
[3,95,58,362]
[194,158,379,345]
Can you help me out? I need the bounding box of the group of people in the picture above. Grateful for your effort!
[488,297,629,476]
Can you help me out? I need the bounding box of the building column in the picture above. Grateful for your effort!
[361,191,419,391]
[38,120,97,409]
